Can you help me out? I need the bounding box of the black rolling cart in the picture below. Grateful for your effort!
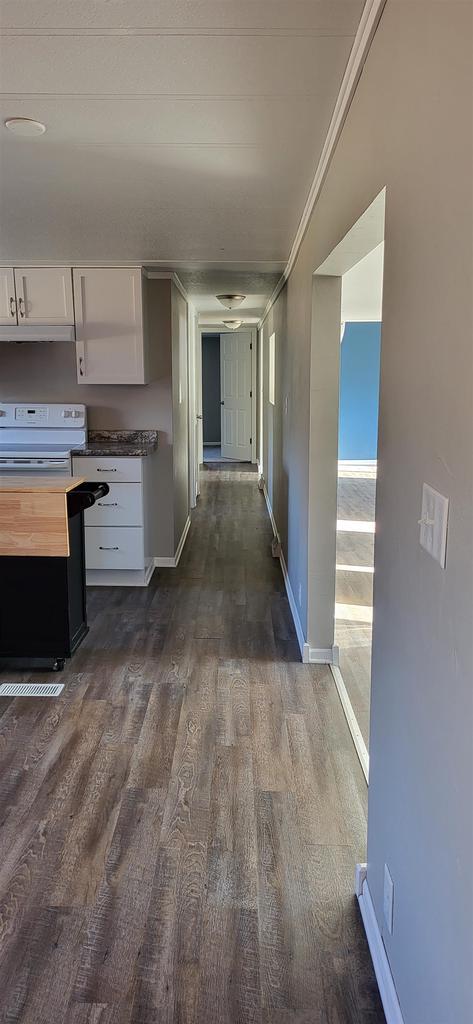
[0,481,108,671]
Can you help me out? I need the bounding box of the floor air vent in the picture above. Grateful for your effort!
[0,682,64,697]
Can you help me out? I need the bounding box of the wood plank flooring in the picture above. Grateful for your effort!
[0,467,385,1023]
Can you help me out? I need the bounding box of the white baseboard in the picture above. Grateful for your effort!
[261,483,306,661]
[174,514,191,564]
[338,459,377,469]
[280,547,306,660]
[262,483,337,666]
[154,555,175,568]
[303,643,339,665]
[154,514,191,569]
[331,664,369,782]
[356,866,405,1024]
[86,561,154,588]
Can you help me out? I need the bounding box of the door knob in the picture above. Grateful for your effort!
[220,400,224,406]
[196,414,202,420]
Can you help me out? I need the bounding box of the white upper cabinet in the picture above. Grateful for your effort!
[13,267,74,324]
[73,268,148,384]
[0,268,16,324]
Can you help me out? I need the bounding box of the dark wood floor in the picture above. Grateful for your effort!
[0,467,385,1023]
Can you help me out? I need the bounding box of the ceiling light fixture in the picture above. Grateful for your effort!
[222,319,243,330]
[4,117,47,136]
[216,294,246,309]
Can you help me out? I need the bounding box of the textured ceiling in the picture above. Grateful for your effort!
[0,0,365,318]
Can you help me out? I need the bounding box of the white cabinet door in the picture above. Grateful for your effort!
[85,527,145,570]
[220,331,252,461]
[14,267,74,324]
[84,483,143,527]
[0,268,16,325]
[73,268,146,384]
[72,456,142,483]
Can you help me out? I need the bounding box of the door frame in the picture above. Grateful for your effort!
[307,188,386,783]
[197,325,257,465]
[187,305,199,506]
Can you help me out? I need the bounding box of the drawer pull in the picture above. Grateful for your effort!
[97,467,117,472]
[97,502,118,507]
[99,545,119,550]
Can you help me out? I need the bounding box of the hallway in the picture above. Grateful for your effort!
[0,468,384,1023]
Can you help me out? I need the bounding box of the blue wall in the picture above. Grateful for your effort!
[338,322,381,460]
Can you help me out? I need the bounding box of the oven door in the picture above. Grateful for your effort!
[0,456,72,473]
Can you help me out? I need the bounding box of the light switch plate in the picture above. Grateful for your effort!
[419,483,449,568]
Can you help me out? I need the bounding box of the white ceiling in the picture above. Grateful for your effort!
[0,0,365,319]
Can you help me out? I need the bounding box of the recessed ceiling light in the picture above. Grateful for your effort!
[222,319,243,330]
[216,294,246,309]
[4,117,47,136]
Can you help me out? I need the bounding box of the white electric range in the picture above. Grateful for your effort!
[0,403,87,473]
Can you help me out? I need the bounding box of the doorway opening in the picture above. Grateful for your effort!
[335,247,384,764]
[201,333,225,462]
[308,189,385,781]
[199,328,257,466]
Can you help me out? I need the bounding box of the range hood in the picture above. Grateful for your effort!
[0,325,76,343]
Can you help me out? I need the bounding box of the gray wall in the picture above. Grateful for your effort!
[202,333,221,443]
[260,3,473,1022]
[0,277,189,560]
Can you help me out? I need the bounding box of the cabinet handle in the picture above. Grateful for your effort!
[98,502,118,506]
[18,296,25,318]
[99,545,119,550]
[79,356,84,376]
[9,296,16,318]
[97,467,117,472]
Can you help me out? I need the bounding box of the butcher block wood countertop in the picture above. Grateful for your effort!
[0,476,85,557]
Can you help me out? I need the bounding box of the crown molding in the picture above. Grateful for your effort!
[2,28,357,39]
[259,0,387,329]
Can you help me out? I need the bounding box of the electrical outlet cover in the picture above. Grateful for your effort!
[419,483,449,568]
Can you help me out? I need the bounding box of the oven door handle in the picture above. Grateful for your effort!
[0,458,71,470]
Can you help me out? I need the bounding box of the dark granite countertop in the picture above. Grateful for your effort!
[71,429,158,458]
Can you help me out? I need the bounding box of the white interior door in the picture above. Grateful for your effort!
[220,331,252,461]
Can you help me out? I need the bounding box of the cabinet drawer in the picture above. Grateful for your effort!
[84,483,143,527]
[72,456,142,483]
[85,527,144,570]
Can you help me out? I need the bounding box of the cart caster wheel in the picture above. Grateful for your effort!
[52,659,65,672]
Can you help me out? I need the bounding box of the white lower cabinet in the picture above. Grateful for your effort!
[72,456,142,483]
[72,455,153,586]
[85,527,145,570]
[84,482,143,527]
